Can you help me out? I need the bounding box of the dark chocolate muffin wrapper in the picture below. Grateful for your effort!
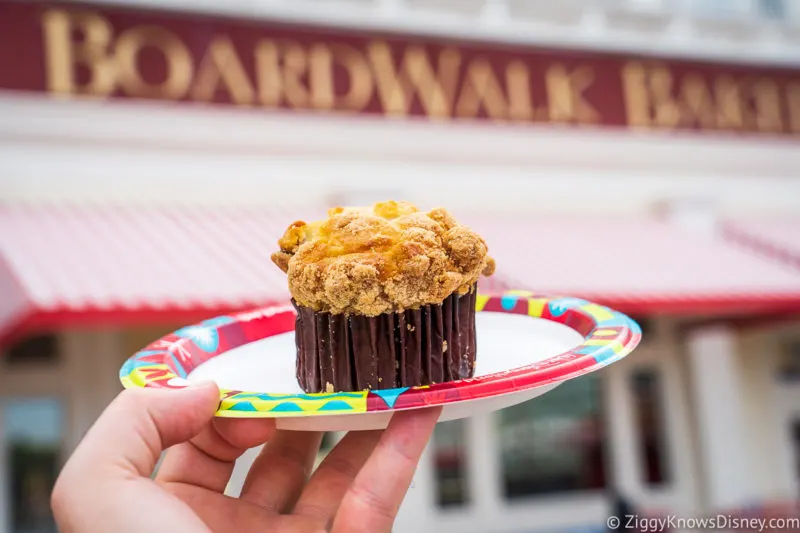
[293,286,478,393]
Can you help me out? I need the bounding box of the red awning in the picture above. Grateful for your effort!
[722,217,800,271]
[466,214,800,316]
[0,203,300,343]
[2,205,800,346]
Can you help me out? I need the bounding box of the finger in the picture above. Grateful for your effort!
[239,430,324,513]
[60,382,221,480]
[331,407,441,533]
[170,483,329,533]
[293,430,382,523]
[51,383,221,532]
[156,417,277,493]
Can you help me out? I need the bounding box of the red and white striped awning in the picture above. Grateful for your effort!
[722,217,800,271]
[0,203,301,343]
[466,215,800,316]
[2,205,800,345]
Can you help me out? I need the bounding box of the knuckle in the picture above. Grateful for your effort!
[320,454,360,480]
[293,501,330,520]
[373,439,417,477]
[349,483,397,522]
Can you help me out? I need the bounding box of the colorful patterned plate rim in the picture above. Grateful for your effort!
[119,291,642,418]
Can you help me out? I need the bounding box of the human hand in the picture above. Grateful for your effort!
[52,381,441,533]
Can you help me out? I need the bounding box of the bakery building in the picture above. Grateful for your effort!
[1,1,800,532]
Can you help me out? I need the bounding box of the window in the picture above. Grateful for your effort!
[3,397,64,533]
[4,335,59,366]
[630,369,671,486]
[777,340,800,383]
[758,0,786,21]
[432,419,469,507]
[628,316,653,340]
[497,375,606,499]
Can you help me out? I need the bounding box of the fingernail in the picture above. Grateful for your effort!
[168,378,218,390]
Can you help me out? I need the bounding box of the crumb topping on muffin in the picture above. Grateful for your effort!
[271,201,495,316]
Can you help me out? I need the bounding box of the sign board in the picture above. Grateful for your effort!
[0,1,798,137]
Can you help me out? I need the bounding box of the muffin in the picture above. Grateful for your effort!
[271,201,495,393]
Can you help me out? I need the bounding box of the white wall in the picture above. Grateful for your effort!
[2,93,800,217]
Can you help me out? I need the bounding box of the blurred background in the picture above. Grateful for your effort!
[1,0,800,532]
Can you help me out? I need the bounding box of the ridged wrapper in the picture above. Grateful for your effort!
[293,286,477,392]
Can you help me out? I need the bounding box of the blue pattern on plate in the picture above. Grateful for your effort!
[372,387,410,408]
[548,297,591,317]
[228,402,258,412]
[500,294,519,310]
[318,400,356,411]
[173,316,235,353]
[169,353,188,378]
[271,402,304,412]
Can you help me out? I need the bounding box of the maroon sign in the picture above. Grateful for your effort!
[0,1,798,136]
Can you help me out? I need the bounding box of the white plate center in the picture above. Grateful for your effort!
[187,312,585,393]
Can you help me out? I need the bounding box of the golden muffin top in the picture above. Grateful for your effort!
[271,201,495,316]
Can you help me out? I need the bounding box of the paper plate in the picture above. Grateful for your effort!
[120,292,641,431]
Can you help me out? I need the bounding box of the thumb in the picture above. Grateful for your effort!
[66,382,221,479]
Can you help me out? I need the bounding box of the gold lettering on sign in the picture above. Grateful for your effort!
[42,9,116,96]
[713,76,745,129]
[192,36,255,105]
[787,82,800,133]
[622,61,794,133]
[369,42,460,119]
[545,64,599,124]
[38,8,797,135]
[621,62,682,128]
[255,40,310,108]
[308,43,372,111]
[455,58,508,120]
[743,78,783,133]
[308,44,335,109]
[505,60,534,121]
[334,45,373,111]
[678,74,719,129]
[115,26,193,99]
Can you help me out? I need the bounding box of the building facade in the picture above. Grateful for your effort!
[1,1,800,532]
